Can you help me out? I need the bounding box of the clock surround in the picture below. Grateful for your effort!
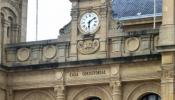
[78,11,100,35]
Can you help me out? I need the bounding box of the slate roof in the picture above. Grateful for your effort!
[112,0,162,20]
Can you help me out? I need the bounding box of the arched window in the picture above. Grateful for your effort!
[1,13,4,25]
[7,17,13,38]
[85,96,101,100]
[1,13,5,34]
[140,93,161,100]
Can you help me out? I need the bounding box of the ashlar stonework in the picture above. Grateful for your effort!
[0,0,175,100]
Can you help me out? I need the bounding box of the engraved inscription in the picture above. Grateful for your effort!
[69,70,106,77]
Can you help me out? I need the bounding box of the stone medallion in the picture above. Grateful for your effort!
[77,39,100,55]
[17,48,30,61]
[111,67,119,76]
[43,45,57,59]
[125,37,140,52]
[55,72,63,80]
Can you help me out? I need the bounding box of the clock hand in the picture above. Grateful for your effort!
[89,17,96,23]
[88,17,96,30]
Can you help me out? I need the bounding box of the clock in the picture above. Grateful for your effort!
[79,12,100,34]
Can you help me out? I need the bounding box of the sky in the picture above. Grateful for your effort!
[27,0,72,41]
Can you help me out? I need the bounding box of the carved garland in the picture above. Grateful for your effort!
[77,39,100,55]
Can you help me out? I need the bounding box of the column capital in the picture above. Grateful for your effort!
[54,85,65,100]
[110,81,122,100]
[110,81,121,89]
[54,85,65,91]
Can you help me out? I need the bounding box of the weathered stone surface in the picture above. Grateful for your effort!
[0,0,175,99]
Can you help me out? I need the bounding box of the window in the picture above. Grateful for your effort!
[140,93,161,100]
[7,17,13,38]
[112,0,162,20]
[1,13,4,25]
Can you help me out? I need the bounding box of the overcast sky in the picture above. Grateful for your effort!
[27,0,72,41]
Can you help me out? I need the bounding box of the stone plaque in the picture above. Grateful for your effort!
[43,45,57,59]
[125,37,140,52]
[66,66,110,81]
[77,39,100,55]
[17,48,30,61]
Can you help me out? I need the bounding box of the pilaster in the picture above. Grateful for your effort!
[158,0,175,100]
[54,85,65,100]
[159,0,175,46]
[55,69,65,100]
[21,0,28,42]
[110,81,122,100]
[110,64,122,100]
[6,88,13,100]
[69,3,79,61]
[99,5,108,54]
[161,52,175,100]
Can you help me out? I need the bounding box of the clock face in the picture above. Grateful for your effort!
[79,12,100,34]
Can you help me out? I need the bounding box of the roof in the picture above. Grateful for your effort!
[112,0,162,20]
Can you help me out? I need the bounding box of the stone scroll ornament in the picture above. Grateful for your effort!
[77,39,100,55]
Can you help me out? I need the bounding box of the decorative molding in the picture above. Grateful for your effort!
[21,90,55,100]
[77,39,100,55]
[72,86,112,100]
[127,82,161,100]
[17,48,30,62]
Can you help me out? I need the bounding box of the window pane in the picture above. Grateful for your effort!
[149,95,156,100]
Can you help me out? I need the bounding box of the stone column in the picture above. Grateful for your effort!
[161,52,175,100]
[54,85,65,100]
[110,81,122,100]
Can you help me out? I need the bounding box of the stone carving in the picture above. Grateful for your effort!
[54,85,65,100]
[125,37,140,52]
[162,70,174,79]
[111,66,119,76]
[17,48,30,61]
[77,39,100,55]
[43,45,57,59]
[56,71,63,80]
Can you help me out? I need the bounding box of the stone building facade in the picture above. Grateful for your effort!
[0,0,175,100]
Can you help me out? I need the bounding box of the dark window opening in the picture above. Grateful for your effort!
[140,93,161,100]
[85,96,101,100]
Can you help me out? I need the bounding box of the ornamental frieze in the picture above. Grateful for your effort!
[77,39,100,55]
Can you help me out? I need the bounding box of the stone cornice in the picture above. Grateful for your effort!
[0,54,160,72]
